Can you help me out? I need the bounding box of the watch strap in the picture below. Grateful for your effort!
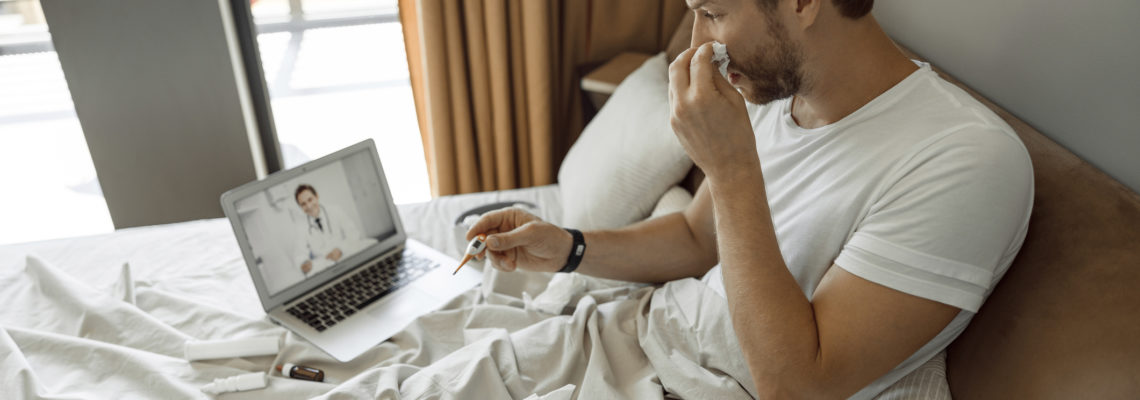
[559,228,586,273]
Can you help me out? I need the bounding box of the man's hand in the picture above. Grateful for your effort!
[465,207,572,272]
[669,42,758,179]
[301,260,312,274]
[326,248,343,262]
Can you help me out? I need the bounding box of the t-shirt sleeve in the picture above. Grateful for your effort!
[834,127,1034,313]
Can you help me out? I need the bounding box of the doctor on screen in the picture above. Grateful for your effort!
[294,184,364,276]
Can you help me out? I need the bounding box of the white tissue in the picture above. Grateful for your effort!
[184,335,282,361]
[711,41,730,80]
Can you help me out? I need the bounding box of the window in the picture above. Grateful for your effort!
[251,0,430,205]
[0,0,114,244]
[0,0,428,245]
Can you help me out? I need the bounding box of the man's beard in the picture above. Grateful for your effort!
[734,18,805,105]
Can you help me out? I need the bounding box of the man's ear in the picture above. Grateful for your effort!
[791,0,821,31]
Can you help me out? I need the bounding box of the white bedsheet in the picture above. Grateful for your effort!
[0,184,942,399]
[0,184,749,399]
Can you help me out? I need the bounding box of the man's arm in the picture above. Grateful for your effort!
[669,43,960,398]
[709,165,959,398]
[575,181,719,283]
[468,182,718,283]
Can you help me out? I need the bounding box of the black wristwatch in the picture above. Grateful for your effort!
[559,228,586,273]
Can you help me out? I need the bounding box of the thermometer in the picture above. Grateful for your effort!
[452,233,487,275]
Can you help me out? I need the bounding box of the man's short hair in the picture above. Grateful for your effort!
[295,184,317,203]
[757,0,873,19]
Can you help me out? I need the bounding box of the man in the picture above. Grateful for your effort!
[466,0,1033,397]
[294,184,365,276]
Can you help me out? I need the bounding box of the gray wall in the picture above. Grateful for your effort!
[875,0,1140,194]
[42,0,267,229]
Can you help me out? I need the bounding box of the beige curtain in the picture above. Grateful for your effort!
[400,0,687,197]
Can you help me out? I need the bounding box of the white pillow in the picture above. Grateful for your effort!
[649,185,694,219]
[558,53,692,230]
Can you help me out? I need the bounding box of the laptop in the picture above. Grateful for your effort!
[220,139,482,361]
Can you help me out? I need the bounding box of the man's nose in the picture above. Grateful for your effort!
[691,33,712,48]
[690,20,712,48]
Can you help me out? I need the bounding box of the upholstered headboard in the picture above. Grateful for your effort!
[663,11,1140,399]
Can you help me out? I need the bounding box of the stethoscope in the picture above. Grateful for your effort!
[306,205,334,235]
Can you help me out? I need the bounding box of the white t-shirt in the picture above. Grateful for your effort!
[701,62,1034,399]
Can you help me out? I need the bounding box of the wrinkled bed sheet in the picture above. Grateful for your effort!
[0,185,755,399]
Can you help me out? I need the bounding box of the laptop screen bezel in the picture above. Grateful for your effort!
[219,139,407,311]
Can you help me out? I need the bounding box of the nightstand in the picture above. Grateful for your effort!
[580,52,653,110]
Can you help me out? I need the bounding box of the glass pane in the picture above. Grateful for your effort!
[255,10,430,205]
[302,0,396,17]
[0,0,46,35]
[250,0,291,21]
[0,0,114,245]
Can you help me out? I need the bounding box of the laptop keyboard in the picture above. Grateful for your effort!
[285,250,437,332]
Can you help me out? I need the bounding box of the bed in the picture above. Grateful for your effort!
[1,175,951,399]
[0,185,568,398]
[1,25,953,400]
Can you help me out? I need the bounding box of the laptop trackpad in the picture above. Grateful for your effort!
[367,287,438,322]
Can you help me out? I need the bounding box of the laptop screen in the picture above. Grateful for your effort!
[230,147,398,296]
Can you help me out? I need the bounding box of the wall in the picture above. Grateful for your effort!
[235,191,303,295]
[875,0,1140,193]
[342,150,397,239]
[41,0,266,229]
